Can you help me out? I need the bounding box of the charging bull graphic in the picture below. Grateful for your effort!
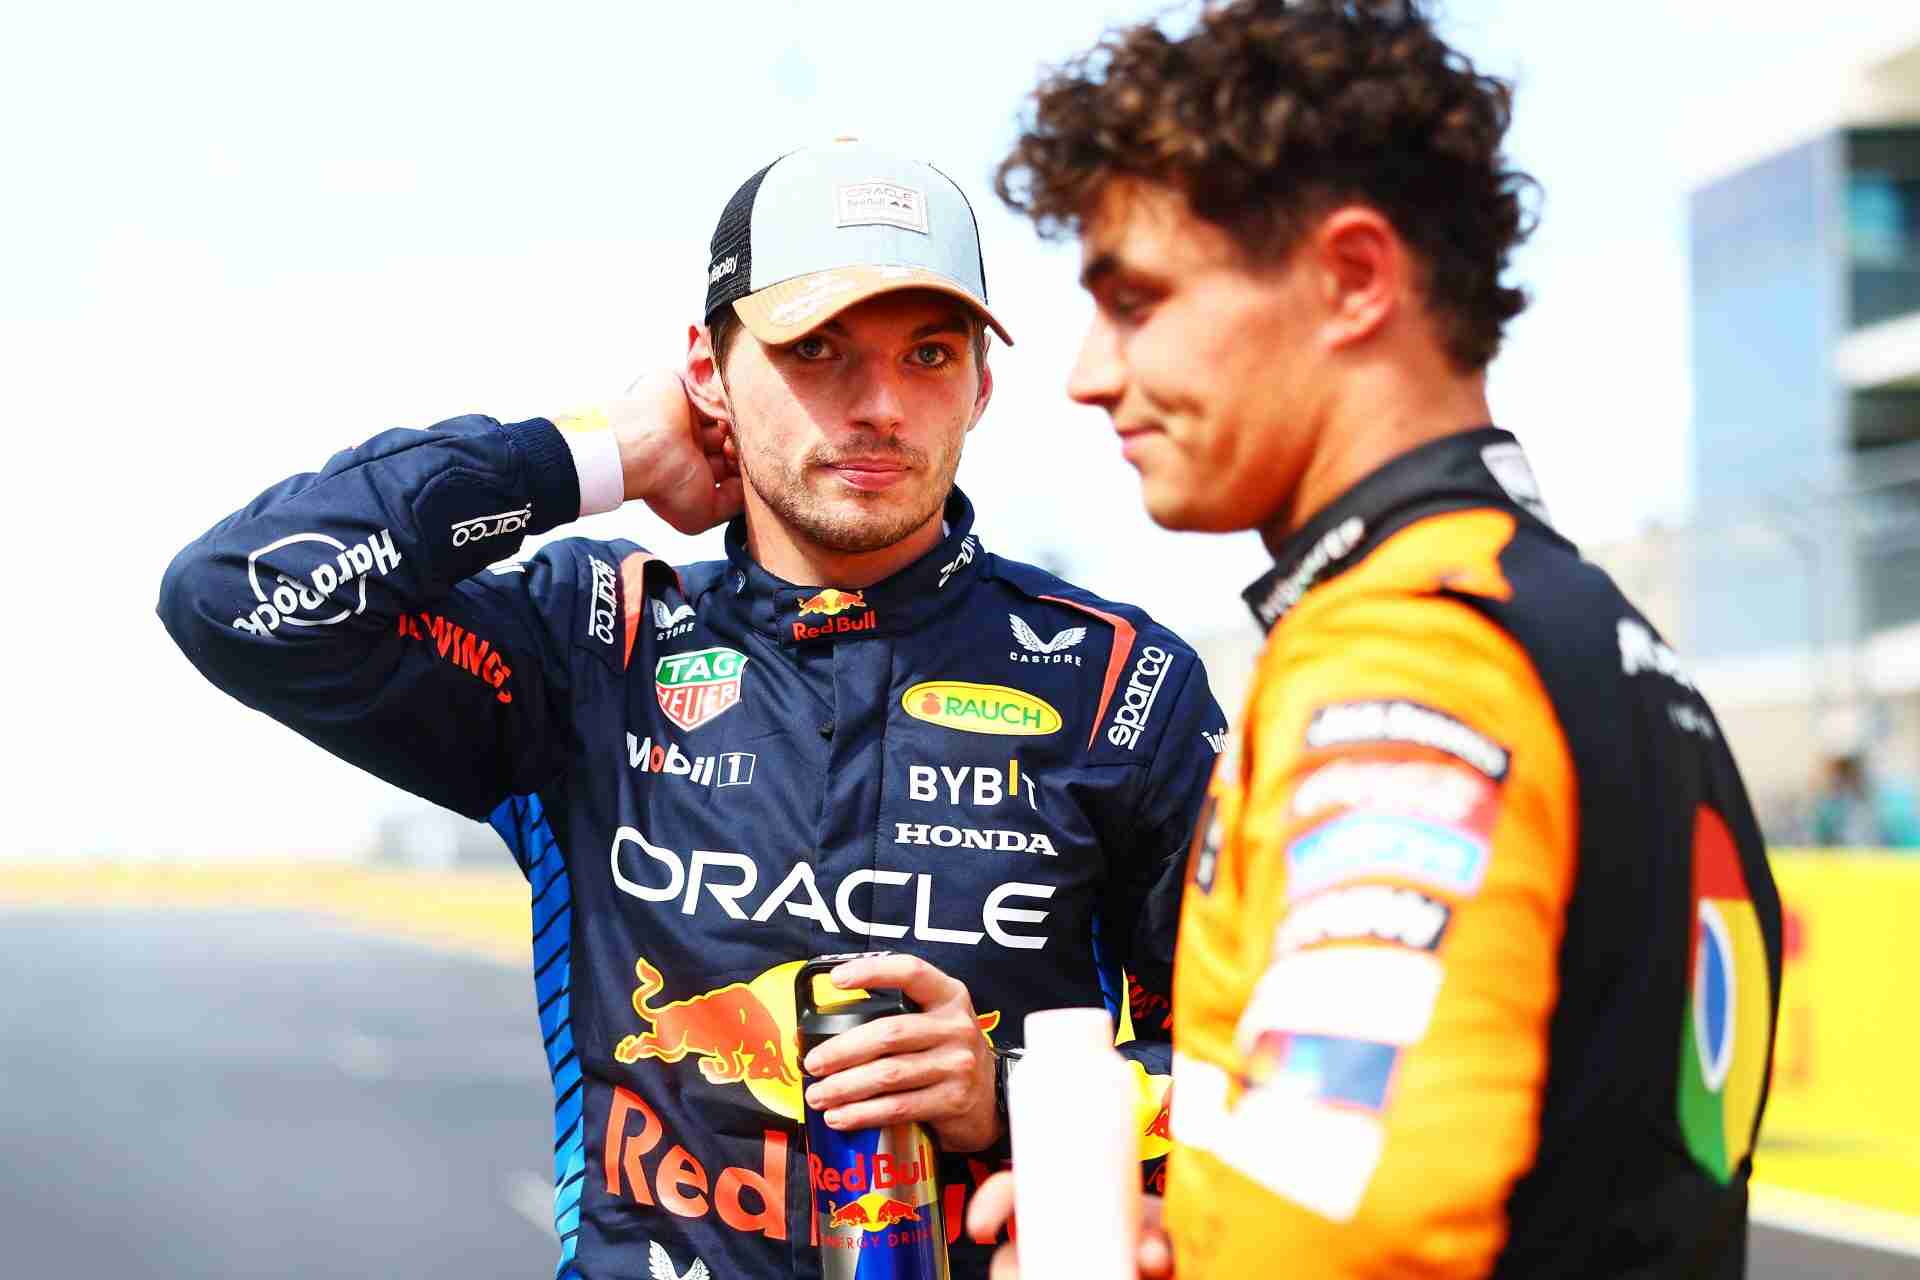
[614,956,798,1085]
[614,956,1005,1121]
[874,1198,921,1226]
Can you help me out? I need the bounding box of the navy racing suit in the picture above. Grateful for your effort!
[157,413,1225,1280]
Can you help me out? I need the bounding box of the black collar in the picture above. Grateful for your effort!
[1242,427,1552,633]
[715,489,985,644]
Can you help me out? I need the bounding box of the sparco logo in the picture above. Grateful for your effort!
[587,557,618,646]
[231,528,401,636]
[1107,645,1171,749]
[450,505,531,547]
[709,254,738,284]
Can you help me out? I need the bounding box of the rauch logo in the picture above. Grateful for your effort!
[901,682,1062,737]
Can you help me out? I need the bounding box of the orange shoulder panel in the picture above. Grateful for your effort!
[1166,510,1578,1279]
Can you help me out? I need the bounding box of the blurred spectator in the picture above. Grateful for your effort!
[1808,751,1920,848]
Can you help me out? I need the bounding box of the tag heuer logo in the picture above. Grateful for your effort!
[655,646,748,732]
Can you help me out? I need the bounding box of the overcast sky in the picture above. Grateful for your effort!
[4,0,1916,856]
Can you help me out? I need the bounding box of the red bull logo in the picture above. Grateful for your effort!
[793,611,879,640]
[614,957,797,1086]
[603,1086,790,1240]
[876,1198,922,1225]
[797,588,867,617]
[808,1149,932,1197]
[793,589,877,640]
[603,1083,1009,1248]
[615,957,1001,1121]
[822,1194,924,1234]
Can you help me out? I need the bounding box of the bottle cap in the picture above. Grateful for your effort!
[1024,1007,1115,1053]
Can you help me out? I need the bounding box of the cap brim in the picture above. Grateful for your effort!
[732,265,1014,347]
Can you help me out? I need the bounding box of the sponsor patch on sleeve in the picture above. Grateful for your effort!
[1214,1067,1386,1222]
[1172,1051,1388,1224]
[1273,884,1452,954]
[1287,812,1489,899]
[1290,754,1492,826]
[1304,700,1509,780]
[1236,947,1444,1048]
[1244,1030,1400,1113]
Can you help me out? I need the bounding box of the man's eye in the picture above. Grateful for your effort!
[909,343,953,368]
[793,336,831,359]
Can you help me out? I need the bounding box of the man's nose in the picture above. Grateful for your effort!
[848,366,908,431]
[1066,315,1124,409]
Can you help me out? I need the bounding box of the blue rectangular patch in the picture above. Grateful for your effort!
[1287,813,1487,898]
[1271,1033,1399,1112]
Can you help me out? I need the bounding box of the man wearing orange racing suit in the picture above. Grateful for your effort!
[974,2,1784,1276]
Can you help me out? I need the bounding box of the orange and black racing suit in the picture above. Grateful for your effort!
[1166,428,1782,1278]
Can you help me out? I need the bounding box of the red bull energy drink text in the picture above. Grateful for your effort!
[798,952,951,1280]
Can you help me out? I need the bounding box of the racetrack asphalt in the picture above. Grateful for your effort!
[0,907,1911,1279]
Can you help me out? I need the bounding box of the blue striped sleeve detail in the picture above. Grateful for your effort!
[557,1166,587,1214]
[554,1080,585,1137]
[532,879,571,936]
[546,1023,577,1072]
[533,904,573,955]
[535,950,571,1004]
[492,792,589,1280]
[554,1129,586,1182]
[530,862,569,910]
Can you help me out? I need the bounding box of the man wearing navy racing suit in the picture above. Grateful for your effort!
[157,139,1225,1280]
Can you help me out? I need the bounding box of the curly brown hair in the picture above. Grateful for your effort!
[995,0,1536,370]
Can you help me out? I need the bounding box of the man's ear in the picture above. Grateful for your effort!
[967,356,995,433]
[684,323,734,425]
[1314,205,1403,354]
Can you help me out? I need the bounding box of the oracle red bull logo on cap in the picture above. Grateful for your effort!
[655,646,747,731]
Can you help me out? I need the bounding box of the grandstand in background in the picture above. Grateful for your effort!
[1592,26,1920,837]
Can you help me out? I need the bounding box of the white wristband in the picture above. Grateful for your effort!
[561,422,626,518]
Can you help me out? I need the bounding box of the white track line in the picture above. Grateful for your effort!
[1751,1183,1920,1260]
[504,1169,558,1239]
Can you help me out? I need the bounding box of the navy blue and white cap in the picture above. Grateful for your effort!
[704,138,1013,347]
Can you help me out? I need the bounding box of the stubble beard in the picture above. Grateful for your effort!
[744,439,959,556]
